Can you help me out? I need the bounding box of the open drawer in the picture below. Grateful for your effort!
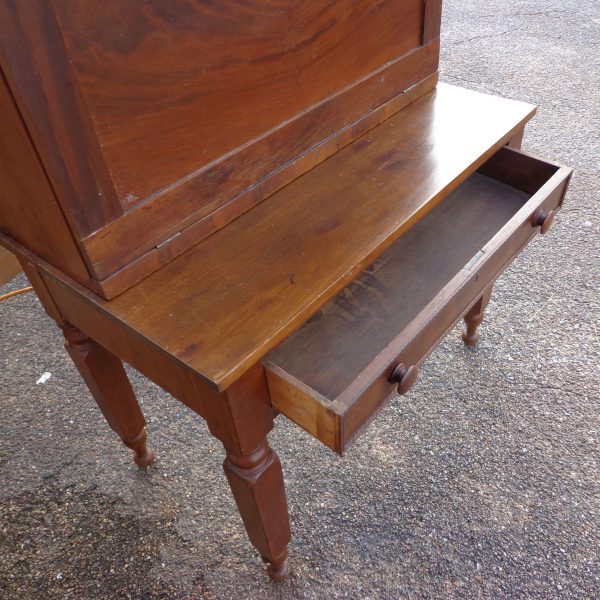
[263,147,572,454]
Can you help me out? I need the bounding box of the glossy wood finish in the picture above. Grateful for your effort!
[211,365,291,581]
[91,70,439,297]
[17,258,155,466]
[265,150,572,453]
[18,84,534,393]
[0,40,573,575]
[0,0,440,296]
[423,0,443,43]
[18,253,291,578]
[389,363,420,396]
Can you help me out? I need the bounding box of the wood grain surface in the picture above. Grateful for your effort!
[0,72,93,287]
[0,0,439,294]
[22,84,538,391]
[266,174,531,400]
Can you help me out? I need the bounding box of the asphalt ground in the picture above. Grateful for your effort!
[1,1,599,598]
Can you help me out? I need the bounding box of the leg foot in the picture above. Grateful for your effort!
[263,550,289,581]
[462,326,481,347]
[462,286,493,346]
[123,427,156,467]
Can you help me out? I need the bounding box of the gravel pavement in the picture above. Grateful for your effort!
[1,1,599,598]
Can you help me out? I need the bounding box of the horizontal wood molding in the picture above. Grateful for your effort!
[41,270,215,416]
[0,1,441,298]
[2,85,538,390]
[265,152,571,453]
[96,72,440,299]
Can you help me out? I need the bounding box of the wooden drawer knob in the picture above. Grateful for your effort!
[389,363,419,395]
[531,208,555,234]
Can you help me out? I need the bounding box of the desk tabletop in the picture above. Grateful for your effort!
[73,83,535,390]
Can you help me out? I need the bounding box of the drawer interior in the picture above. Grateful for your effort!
[264,147,568,453]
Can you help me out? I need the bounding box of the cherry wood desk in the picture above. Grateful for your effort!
[0,1,572,581]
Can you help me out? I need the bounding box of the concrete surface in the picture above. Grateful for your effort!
[1,1,598,598]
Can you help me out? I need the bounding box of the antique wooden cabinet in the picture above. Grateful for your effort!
[0,0,572,581]
[1,0,441,299]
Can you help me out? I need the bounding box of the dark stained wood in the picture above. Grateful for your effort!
[0,1,121,234]
[0,71,93,287]
[389,363,420,395]
[479,146,562,195]
[264,150,572,453]
[93,72,440,299]
[531,208,556,234]
[16,257,292,579]
[0,84,539,392]
[0,3,574,580]
[18,258,64,324]
[85,63,440,288]
[79,40,437,286]
[36,265,211,421]
[52,0,424,208]
[462,286,494,346]
[17,258,155,467]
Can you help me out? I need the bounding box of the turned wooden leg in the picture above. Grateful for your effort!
[205,365,291,581]
[224,441,290,580]
[62,323,155,467]
[462,286,493,346]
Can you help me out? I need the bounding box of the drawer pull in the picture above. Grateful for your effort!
[389,363,419,395]
[531,208,555,234]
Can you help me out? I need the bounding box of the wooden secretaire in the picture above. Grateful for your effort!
[1,0,441,299]
[0,1,572,581]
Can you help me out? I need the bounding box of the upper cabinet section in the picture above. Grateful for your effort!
[0,1,441,298]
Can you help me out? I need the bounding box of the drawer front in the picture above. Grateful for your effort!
[265,148,572,454]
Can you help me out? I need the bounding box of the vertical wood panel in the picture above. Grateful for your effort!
[0,0,123,235]
[423,0,443,43]
[0,71,93,286]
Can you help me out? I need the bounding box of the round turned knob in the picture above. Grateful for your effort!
[389,363,419,395]
[531,208,555,234]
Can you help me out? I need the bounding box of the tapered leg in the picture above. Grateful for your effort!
[224,441,290,580]
[462,286,493,346]
[204,364,291,580]
[62,323,155,467]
